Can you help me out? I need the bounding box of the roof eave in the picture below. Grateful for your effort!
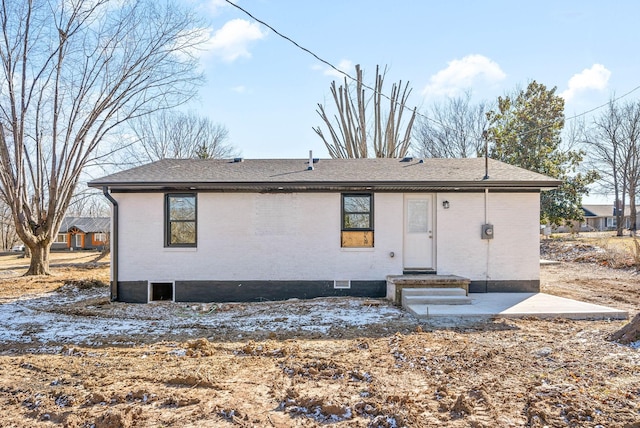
[90,179,562,192]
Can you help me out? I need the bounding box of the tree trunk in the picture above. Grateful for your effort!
[617,193,625,237]
[630,188,637,236]
[609,312,640,344]
[25,243,51,275]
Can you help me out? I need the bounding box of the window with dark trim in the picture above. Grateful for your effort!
[165,193,197,247]
[341,193,374,247]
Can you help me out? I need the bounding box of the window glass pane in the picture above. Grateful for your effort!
[407,199,428,233]
[169,196,196,221]
[344,213,370,229]
[344,195,370,213]
[170,221,196,244]
[166,193,197,247]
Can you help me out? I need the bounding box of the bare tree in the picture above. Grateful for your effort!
[585,100,640,236]
[125,110,237,164]
[414,91,490,158]
[67,190,110,218]
[620,103,640,234]
[314,64,417,158]
[0,199,18,250]
[0,0,205,275]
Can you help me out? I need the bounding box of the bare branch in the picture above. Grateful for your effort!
[315,64,417,158]
[413,91,490,158]
[0,0,206,274]
[121,110,236,164]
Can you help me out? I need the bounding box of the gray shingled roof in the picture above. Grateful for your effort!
[60,217,110,233]
[582,204,633,217]
[88,158,562,191]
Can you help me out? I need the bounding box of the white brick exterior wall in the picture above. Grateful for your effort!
[113,191,539,283]
[115,192,404,281]
[435,192,540,281]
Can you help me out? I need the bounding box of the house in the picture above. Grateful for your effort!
[88,157,561,303]
[582,204,636,231]
[53,216,110,251]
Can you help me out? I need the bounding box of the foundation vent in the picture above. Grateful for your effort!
[334,280,351,289]
[149,281,174,302]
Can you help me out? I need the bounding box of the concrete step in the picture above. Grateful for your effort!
[402,269,437,275]
[402,287,467,297]
[402,294,473,306]
[403,303,489,320]
[386,274,471,304]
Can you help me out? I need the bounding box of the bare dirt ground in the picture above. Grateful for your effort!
[0,245,639,428]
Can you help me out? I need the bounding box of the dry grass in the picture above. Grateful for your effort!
[0,251,110,301]
[546,231,640,269]
[550,230,629,245]
[0,250,110,270]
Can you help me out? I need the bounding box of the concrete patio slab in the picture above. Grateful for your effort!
[406,292,628,321]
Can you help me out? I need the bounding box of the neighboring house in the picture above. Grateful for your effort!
[53,216,110,251]
[582,204,635,231]
[89,157,560,303]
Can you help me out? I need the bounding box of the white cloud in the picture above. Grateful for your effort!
[207,0,232,15]
[560,64,611,101]
[204,19,267,63]
[324,59,354,78]
[180,0,231,17]
[231,85,247,93]
[312,59,354,79]
[422,54,506,98]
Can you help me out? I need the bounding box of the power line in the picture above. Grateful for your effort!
[225,1,352,86]
[566,85,640,121]
[514,84,640,139]
[223,0,640,141]
[223,0,449,128]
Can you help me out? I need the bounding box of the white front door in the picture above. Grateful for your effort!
[403,194,434,270]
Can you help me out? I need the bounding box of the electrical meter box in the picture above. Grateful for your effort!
[481,224,494,240]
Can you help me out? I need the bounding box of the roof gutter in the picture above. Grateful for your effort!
[102,186,118,302]
[89,179,563,192]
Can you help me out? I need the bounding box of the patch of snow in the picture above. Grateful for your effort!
[0,287,408,348]
[371,415,398,427]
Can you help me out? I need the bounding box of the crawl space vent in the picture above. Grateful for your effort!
[150,282,174,301]
[334,280,351,289]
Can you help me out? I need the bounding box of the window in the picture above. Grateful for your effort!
[93,233,106,243]
[55,233,68,243]
[165,194,197,247]
[343,194,373,230]
[341,193,373,247]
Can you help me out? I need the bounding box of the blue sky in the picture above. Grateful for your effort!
[185,0,639,176]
